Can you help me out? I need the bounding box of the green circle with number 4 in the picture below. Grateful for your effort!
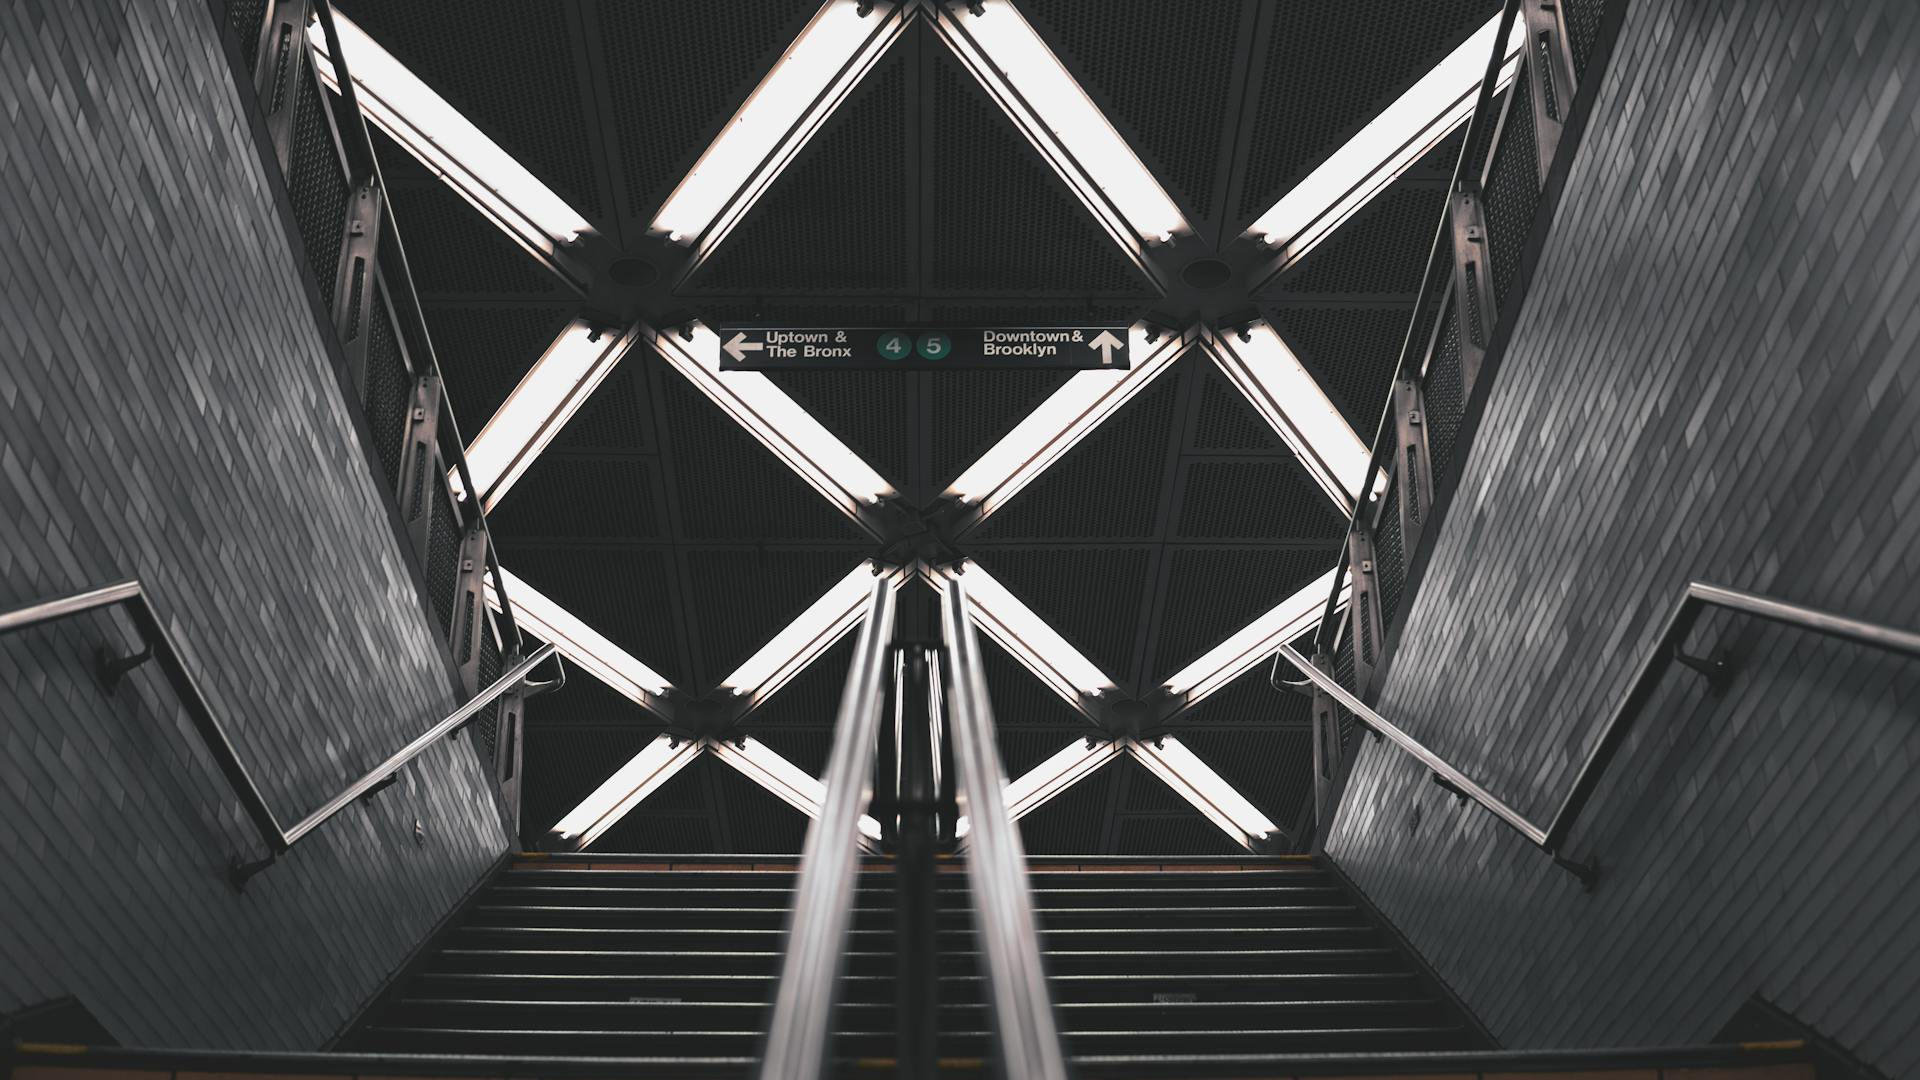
[876,332,912,360]
[916,332,952,361]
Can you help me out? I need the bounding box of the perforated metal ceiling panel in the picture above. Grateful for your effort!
[1189,363,1286,453]
[1175,657,1312,727]
[598,0,822,222]
[487,456,665,543]
[586,755,718,853]
[738,634,859,776]
[418,304,576,428]
[1175,459,1347,541]
[927,369,1075,487]
[1015,0,1248,234]
[764,368,918,495]
[494,541,685,686]
[968,546,1151,686]
[552,366,656,453]
[377,175,566,296]
[925,47,1157,295]
[681,549,869,689]
[1017,760,1114,855]
[687,48,913,294]
[707,758,811,854]
[1148,546,1337,682]
[336,0,605,221]
[1233,0,1496,227]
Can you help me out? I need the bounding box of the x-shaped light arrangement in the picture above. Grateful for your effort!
[324,1,1516,851]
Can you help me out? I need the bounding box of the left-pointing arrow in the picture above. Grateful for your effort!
[723,331,764,364]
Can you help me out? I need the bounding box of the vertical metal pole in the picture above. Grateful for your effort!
[894,648,940,1080]
[1448,186,1498,389]
[758,575,897,1080]
[940,574,1072,1080]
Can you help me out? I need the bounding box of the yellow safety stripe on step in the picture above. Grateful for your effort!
[12,1043,87,1055]
[1741,1039,1808,1050]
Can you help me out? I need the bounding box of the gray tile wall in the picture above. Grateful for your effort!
[0,0,509,1050]
[1328,0,1920,1074]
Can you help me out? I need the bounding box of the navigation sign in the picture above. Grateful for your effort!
[716,326,1131,371]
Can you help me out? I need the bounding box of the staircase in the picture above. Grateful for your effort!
[339,853,1482,1072]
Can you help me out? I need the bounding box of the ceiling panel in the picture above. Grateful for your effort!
[1175,728,1313,829]
[1268,304,1421,431]
[763,369,917,495]
[420,304,576,430]
[1189,362,1286,453]
[598,0,823,222]
[968,546,1153,687]
[1017,758,1114,855]
[1149,546,1336,682]
[377,173,567,297]
[927,369,1076,489]
[494,542,685,687]
[487,456,665,544]
[337,0,606,222]
[1232,0,1497,229]
[925,46,1158,295]
[1175,459,1347,541]
[686,46,913,294]
[1175,658,1312,727]
[708,758,812,854]
[736,629,859,777]
[682,548,869,690]
[1016,0,1248,232]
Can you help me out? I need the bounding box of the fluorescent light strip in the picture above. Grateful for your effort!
[1208,325,1370,512]
[1249,13,1525,267]
[1005,737,1122,822]
[653,323,895,522]
[930,0,1187,250]
[721,561,907,704]
[947,326,1189,518]
[924,562,1115,710]
[546,734,704,850]
[1161,569,1345,705]
[485,568,674,706]
[456,322,638,511]
[652,1,908,252]
[313,13,591,275]
[708,736,884,847]
[1126,736,1279,852]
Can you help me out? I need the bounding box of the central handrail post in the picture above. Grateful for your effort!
[939,572,1072,1080]
[893,646,941,1080]
[758,572,897,1080]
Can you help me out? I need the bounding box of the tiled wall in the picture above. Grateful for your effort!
[1328,0,1920,1072]
[0,0,510,1049]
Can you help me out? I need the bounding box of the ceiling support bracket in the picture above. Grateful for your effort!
[1447,186,1499,388]
[1522,0,1580,181]
[1346,515,1389,701]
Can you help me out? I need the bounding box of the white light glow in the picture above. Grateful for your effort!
[1209,324,1369,511]
[1127,736,1279,852]
[651,1,904,246]
[1161,569,1344,703]
[935,0,1187,245]
[548,734,703,849]
[314,13,592,265]
[486,568,674,704]
[928,562,1115,707]
[653,324,895,519]
[1250,13,1525,265]
[721,561,903,700]
[458,322,637,511]
[1005,738,1122,822]
[947,326,1187,515]
[708,736,883,846]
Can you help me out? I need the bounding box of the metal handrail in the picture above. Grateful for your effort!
[940,573,1072,1080]
[0,579,559,889]
[1313,0,1526,650]
[1279,581,1920,888]
[758,574,897,1080]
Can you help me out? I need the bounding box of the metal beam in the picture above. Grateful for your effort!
[1203,326,1370,515]
[543,733,705,851]
[1124,736,1283,853]
[708,736,884,851]
[720,561,913,719]
[484,568,675,719]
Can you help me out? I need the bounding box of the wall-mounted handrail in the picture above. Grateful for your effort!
[758,575,896,1080]
[0,579,559,889]
[940,573,1073,1080]
[1279,581,1920,889]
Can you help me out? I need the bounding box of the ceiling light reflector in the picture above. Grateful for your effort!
[1209,324,1369,511]
[653,323,895,518]
[1250,13,1525,264]
[1127,736,1279,852]
[547,734,703,850]
[458,322,638,511]
[928,562,1115,707]
[1161,568,1344,704]
[314,13,592,264]
[721,561,903,702]
[486,568,673,704]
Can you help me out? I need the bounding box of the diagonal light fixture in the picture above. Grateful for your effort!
[652,0,911,265]
[708,736,885,848]
[923,561,1116,715]
[1160,567,1345,709]
[312,12,592,285]
[455,321,640,511]
[927,0,1188,277]
[947,325,1193,521]
[485,568,674,715]
[545,733,704,851]
[1206,325,1372,513]
[1248,12,1527,272]
[721,561,911,712]
[1126,736,1282,852]
[652,322,896,526]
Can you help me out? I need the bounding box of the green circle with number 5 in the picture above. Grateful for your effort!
[876,332,912,360]
[916,332,952,361]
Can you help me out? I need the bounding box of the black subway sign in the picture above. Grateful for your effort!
[716,326,1130,370]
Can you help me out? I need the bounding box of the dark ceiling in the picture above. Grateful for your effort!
[337,0,1498,854]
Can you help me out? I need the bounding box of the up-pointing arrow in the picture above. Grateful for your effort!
[1088,329,1124,365]
[723,331,764,364]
